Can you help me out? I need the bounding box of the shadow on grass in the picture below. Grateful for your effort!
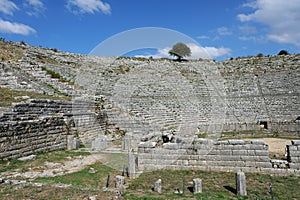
[187,186,193,193]
[224,185,236,194]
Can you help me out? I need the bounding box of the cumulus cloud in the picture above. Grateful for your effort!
[188,43,231,59]
[237,0,300,46]
[24,0,46,16]
[0,0,19,15]
[0,19,36,35]
[135,43,231,60]
[67,0,111,15]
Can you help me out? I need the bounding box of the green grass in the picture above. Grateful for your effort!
[220,130,299,140]
[0,87,71,107]
[126,170,300,200]
[0,150,90,173]
[40,66,74,85]
[35,162,115,189]
[1,150,299,199]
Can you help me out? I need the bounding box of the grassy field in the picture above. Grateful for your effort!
[0,87,71,107]
[0,150,299,199]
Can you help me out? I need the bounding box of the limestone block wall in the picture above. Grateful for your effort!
[0,99,102,159]
[0,116,66,159]
[137,137,300,175]
[287,140,300,170]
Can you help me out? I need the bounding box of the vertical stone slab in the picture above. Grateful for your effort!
[128,149,136,178]
[236,172,247,196]
[91,136,107,150]
[67,135,74,150]
[122,132,132,151]
[115,175,125,188]
[153,179,162,193]
[193,178,202,193]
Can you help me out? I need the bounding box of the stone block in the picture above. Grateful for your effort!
[228,140,246,145]
[251,140,265,145]
[162,143,179,149]
[289,163,300,170]
[218,149,232,155]
[287,145,298,151]
[236,172,247,196]
[291,140,300,145]
[153,179,162,193]
[254,150,269,156]
[193,178,202,193]
[115,175,125,189]
[128,150,136,179]
[232,150,248,155]
[255,162,272,168]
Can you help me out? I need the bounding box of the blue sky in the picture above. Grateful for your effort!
[0,0,299,60]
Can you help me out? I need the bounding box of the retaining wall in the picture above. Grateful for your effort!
[137,136,300,175]
[0,99,101,159]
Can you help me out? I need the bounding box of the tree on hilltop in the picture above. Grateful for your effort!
[169,42,191,61]
[278,50,289,55]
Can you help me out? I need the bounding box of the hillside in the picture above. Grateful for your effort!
[0,40,299,142]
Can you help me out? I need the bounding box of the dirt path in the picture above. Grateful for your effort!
[245,138,291,157]
[261,138,291,155]
[2,154,106,179]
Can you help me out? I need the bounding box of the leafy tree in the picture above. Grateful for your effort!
[257,53,263,57]
[169,42,191,61]
[278,50,289,55]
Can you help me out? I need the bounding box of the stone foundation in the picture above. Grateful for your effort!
[137,135,300,175]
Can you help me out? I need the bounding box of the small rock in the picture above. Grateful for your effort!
[89,168,96,173]
[17,155,36,161]
[11,180,26,185]
[88,195,97,200]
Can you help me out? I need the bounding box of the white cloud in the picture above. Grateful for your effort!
[0,0,19,15]
[24,0,46,16]
[136,43,231,60]
[188,43,231,59]
[197,35,210,40]
[217,27,232,36]
[67,0,111,15]
[0,19,36,35]
[237,0,300,46]
[239,26,257,35]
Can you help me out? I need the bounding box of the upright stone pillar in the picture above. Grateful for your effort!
[128,149,136,178]
[91,135,107,150]
[236,172,247,196]
[115,175,125,189]
[67,135,74,150]
[153,179,162,193]
[193,178,202,193]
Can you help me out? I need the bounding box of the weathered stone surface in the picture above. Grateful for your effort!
[17,155,36,161]
[153,179,162,193]
[115,175,125,189]
[193,178,202,193]
[236,172,247,196]
[128,149,136,178]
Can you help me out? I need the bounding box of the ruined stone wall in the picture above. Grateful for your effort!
[0,99,101,159]
[0,116,66,159]
[137,137,300,175]
[287,140,300,170]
